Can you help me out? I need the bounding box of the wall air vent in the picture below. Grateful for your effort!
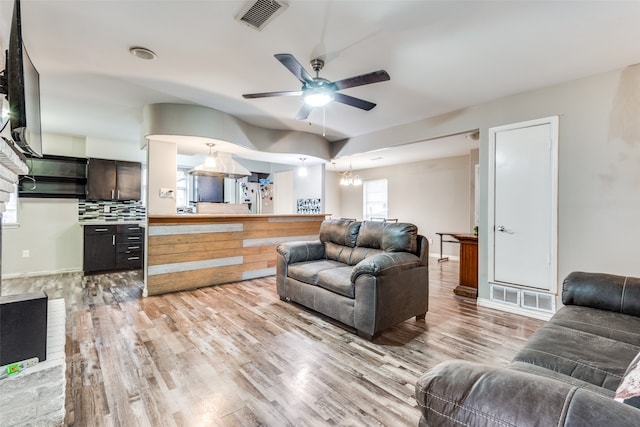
[491,284,519,306]
[236,0,288,31]
[491,284,556,314]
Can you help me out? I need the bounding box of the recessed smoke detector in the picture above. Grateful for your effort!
[236,0,288,31]
[129,46,156,60]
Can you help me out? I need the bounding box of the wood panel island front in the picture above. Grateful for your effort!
[144,214,328,296]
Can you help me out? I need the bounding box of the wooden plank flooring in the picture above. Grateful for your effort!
[1,258,544,427]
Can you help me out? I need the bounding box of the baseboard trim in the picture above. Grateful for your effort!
[1,268,82,280]
[477,297,554,321]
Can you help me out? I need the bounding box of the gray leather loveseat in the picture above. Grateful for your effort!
[415,271,640,426]
[276,218,429,340]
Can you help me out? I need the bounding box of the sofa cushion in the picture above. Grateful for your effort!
[563,271,640,317]
[382,222,418,253]
[355,221,385,249]
[550,305,640,346]
[509,361,614,398]
[319,219,361,247]
[350,246,384,265]
[356,221,418,254]
[615,352,640,408]
[325,242,355,264]
[288,260,345,286]
[513,322,640,391]
[317,266,355,298]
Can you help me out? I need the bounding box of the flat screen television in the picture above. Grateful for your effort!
[3,0,43,158]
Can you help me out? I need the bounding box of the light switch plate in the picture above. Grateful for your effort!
[159,188,175,198]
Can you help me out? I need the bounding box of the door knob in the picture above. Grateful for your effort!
[496,225,514,234]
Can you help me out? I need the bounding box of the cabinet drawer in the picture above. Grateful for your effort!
[116,243,143,254]
[116,252,143,269]
[84,225,117,235]
[117,224,144,235]
[116,234,144,245]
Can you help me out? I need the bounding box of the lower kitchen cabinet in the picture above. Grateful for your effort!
[83,224,144,274]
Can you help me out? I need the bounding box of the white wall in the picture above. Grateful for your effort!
[324,171,341,217]
[146,140,177,215]
[335,155,472,257]
[3,199,82,278]
[274,170,294,214]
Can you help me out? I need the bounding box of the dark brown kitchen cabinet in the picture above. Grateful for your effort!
[83,224,144,275]
[86,158,141,201]
[18,155,87,199]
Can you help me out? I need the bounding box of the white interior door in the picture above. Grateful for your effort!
[488,117,558,291]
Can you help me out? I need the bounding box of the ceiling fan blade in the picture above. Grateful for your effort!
[275,53,314,84]
[333,70,390,91]
[333,93,376,111]
[295,104,312,121]
[243,90,302,99]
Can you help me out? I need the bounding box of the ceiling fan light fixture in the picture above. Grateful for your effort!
[303,87,334,107]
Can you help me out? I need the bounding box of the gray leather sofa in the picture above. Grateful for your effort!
[415,271,640,426]
[276,218,429,340]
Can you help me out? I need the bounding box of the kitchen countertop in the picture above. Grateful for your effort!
[79,220,146,226]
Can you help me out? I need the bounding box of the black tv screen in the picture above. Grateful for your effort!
[6,0,43,158]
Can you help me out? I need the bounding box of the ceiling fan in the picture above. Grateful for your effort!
[242,53,390,120]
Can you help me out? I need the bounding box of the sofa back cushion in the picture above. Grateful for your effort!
[319,219,361,247]
[356,221,418,254]
[563,272,640,317]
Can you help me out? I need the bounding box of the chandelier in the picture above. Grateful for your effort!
[339,164,362,186]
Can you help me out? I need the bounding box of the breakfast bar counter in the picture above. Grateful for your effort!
[144,214,328,296]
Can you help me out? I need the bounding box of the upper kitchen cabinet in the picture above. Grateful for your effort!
[18,155,87,199]
[87,158,142,201]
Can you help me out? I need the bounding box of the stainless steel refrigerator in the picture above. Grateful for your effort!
[241,182,274,214]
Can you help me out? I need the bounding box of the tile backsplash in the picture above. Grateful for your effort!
[79,200,146,222]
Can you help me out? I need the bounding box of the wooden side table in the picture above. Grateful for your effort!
[452,234,478,298]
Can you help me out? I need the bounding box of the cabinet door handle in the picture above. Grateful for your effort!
[128,246,140,250]
[112,235,115,245]
[94,228,109,232]
[117,190,120,199]
[128,257,140,261]
[127,227,140,232]
[111,189,115,199]
[128,236,140,240]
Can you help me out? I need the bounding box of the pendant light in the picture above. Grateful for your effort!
[298,157,308,177]
[204,143,216,167]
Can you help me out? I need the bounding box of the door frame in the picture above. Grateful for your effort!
[487,116,559,293]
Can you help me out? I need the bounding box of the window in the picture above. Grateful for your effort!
[2,188,18,225]
[363,179,388,220]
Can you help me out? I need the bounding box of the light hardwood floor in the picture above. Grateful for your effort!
[2,258,544,427]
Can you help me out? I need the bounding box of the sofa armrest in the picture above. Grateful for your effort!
[416,235,429,266]
[276,240,325,264]
[416,360,640,427]
[563,271,640,316]
[350,252,419,282]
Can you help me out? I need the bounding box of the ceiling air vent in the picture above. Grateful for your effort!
[236,0,288,31]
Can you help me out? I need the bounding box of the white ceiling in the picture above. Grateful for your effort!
[3,0,640,170]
